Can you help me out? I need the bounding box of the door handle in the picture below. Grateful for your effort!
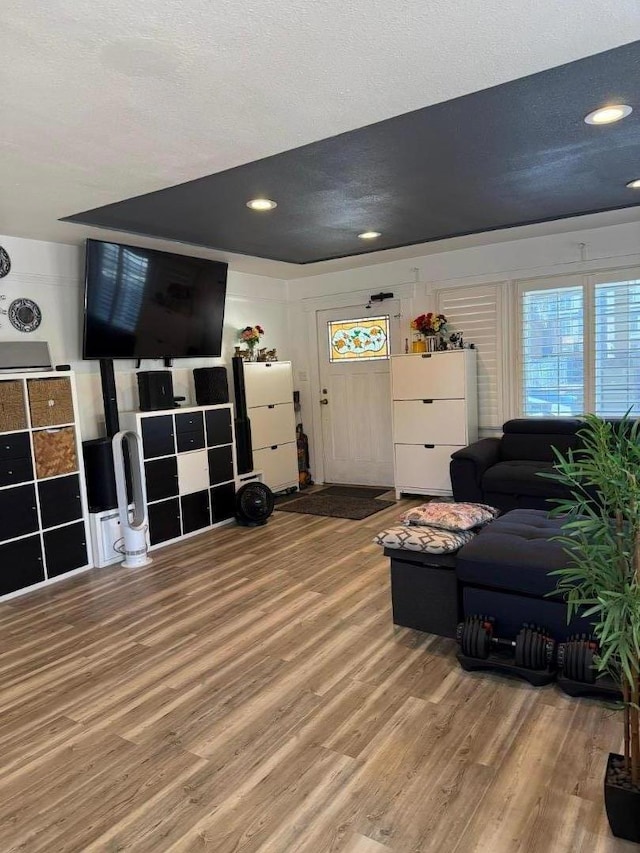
[319,398,328,405]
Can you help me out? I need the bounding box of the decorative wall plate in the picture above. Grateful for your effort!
[0,246,10,278]
[8,298,42,333]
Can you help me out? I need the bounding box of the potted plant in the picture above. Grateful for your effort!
[410,313,448,352]
[238,325,264,360]
[544,413,640,843]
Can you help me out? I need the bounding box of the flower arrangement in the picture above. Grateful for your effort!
[238,325,264,348]
[411,312,448,337]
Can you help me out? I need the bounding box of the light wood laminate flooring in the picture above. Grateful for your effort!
[0,499,635,852]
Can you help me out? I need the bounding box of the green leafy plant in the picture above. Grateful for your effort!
[542,413,640,785]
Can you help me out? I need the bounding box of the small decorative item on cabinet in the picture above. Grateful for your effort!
[238,325,265,362]
[411,312,449,353]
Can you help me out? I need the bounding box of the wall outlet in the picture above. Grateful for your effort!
[298,370,308,382]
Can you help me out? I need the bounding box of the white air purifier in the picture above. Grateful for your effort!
[112,430,152,569]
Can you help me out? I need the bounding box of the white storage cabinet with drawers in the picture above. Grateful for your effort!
[242,361,298,493]
[391,350,477,498]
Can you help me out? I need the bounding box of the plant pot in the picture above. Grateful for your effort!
[604,753,640,842]
[411,339,426,353]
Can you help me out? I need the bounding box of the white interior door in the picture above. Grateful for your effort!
[317,303,399,486]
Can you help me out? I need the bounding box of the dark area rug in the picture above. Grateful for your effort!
[320,485,390,500]
[276,493,395,520]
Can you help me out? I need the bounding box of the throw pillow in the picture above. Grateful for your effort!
[400,501,498,532]
[373,524,475,554]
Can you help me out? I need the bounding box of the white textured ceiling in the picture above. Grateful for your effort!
[2,0,640,278]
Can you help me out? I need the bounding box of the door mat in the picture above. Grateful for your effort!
[275,493,395,520]
[320,485,391,500]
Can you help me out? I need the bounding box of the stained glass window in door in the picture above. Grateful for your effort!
[327,316,390,362]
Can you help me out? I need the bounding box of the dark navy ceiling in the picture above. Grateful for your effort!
[63,41,640,264]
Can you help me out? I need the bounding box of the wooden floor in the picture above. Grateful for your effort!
[0,499,636,852]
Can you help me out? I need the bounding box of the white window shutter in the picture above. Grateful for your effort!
[437,284,502,431]
[594,278,640,417]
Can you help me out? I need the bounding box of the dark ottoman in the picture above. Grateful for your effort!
[456,509,592,641]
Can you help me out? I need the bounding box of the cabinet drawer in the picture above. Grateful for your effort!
[38,474,83,529]
[32,427,77,479]
[0,381,27,432]
[205,408,233,447]
[141,416,175,459]
[393,400,467,445]
[43,521,88,578]
[177,450,209,495]
[208,445,234,486]
[391,352,466,400]
[0,535,44,595]
[0,483,38,541]
[148,498,181,546]
[176,429,205,453]
[211,482,236,523]
[28,378,74,428]
[253,442,298,492]
[0,431,31,461]
[244,362,293,408]
[181,490,211,534]
[176,411,205,437]
[394,444,463,494]
[249,403,295,450]
[145,457,179,503]
[0,455,33,488]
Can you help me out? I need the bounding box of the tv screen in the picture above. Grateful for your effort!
[83,239,228,359]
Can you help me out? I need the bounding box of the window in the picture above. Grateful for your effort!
[327,316,390,362]
[519,274,640,417]
[437,284,503,430]
[594,278,640,416]
[521,285,584,416]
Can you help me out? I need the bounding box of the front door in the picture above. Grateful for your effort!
[316,303,399,486]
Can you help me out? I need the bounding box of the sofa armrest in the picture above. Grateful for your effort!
[450,438,501,502]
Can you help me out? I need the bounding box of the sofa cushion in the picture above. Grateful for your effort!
[400,501,498,531]
[455,508,568,598]
[500,418,582,463]
[482,460,569,498]
[374,525,474,554]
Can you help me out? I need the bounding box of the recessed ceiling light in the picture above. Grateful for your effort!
[246,198,277,211]
[358,231,382,240]
[626,178,640,189]
[584,104,632,125]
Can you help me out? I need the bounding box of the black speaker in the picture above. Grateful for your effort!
[83,438,117,512]
[235,417,254,475]
[137,371,175,412]
[193,367,229,405]
[100,358,120,437]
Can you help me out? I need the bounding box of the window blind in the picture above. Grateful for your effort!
[594,278,640,416]
[437,284,502,430]
[521,285,584,416]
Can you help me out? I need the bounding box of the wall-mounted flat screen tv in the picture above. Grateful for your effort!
[83,239,228,359]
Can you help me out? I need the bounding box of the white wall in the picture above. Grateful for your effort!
[286,219,640,481]
[0,235,289,439]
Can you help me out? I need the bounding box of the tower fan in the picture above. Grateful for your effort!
[112,430,152,568]
[235,482,275,527]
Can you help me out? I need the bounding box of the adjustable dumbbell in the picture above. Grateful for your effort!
[557,635,598,684]
[456,616,555,670]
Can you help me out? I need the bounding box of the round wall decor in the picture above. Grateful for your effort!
[8,298,42,333]
[0,246,10,278]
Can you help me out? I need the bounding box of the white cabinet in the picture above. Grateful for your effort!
[391,351,477,498]
[241,362,298,493]
[120,403,238,549]
[0,371,92,601]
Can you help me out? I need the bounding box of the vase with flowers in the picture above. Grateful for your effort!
[238,325,264,360]
[410,313,448,352]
